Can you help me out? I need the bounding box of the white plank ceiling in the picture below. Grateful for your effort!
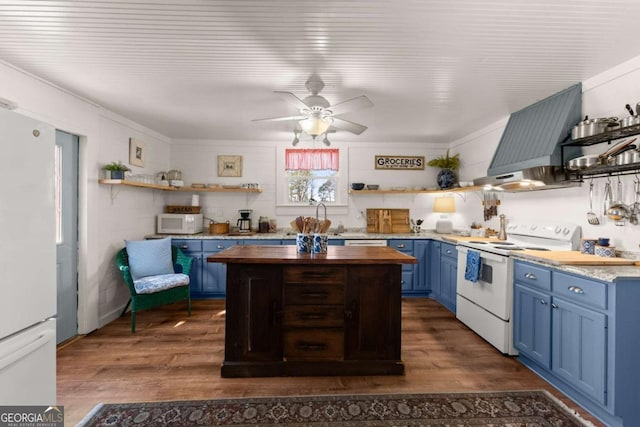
[1,0,640,143]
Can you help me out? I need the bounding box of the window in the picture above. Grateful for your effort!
[285,148,339,204]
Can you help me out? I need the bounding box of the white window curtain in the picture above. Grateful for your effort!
[285,148,339,171]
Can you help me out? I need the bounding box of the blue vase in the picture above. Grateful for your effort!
[437,168,456,190]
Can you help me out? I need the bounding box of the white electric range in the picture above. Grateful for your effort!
[455,221,581,355]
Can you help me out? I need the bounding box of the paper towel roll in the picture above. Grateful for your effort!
[191,194,200,206]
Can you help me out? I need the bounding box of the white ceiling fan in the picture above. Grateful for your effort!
[253,74,374,139]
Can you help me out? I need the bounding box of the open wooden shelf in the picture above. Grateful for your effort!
[349,186,483,195]
[99,180,262,193]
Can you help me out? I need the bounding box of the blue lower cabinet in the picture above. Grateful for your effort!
[242,239,281,245]
[172,239,204,297]
[413,240,431,295]
[388,239,428,297]
[512,260,640,427]
[173,239,240,298]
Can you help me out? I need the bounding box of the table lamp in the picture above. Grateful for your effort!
[433,196,455,234]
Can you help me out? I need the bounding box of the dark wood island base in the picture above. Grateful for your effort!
[208,245,417,378]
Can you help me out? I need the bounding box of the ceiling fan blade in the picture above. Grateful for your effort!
[252,115,306,122]
[274,91,310,111]
[331,117,368,135]
[329,95,373,116]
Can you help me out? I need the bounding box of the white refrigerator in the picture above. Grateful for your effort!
[0,107,57,404]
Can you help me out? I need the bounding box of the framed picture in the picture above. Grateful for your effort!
[129,138,146,167]
[217,155,242,177]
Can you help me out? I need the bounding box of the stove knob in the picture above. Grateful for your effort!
[530,225,537,231]
[555,226,562,234]
[562,227,570,235]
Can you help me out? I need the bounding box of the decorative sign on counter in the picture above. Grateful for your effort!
[375,155,424,170]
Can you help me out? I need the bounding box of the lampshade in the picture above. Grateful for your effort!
[433,196,456,213]
[299,112,332,138]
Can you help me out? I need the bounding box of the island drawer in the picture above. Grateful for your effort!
[284,283,344,305]
[283,306,344,327]
[284,329,344,361]
[284,266,345,284]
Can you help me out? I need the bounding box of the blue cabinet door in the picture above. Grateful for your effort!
[440,254,457,313]
[172,239,203,296]
[430,241,441,297]
[200,240,240,298]
[388,239,418,295]
[413,241,430,293]
[514,283,551,368]
[552,296,607,405]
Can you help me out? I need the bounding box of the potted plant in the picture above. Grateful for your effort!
[427,150,460,189]
[103,161,131,180]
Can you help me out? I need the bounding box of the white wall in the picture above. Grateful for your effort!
[0,60,172,332]
[168,139,449,231]
[450,55,640,253]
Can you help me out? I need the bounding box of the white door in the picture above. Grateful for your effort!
[55,130,79,344]
[0,108,56,339]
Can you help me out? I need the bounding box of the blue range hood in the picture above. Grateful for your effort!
[474,83,583,191]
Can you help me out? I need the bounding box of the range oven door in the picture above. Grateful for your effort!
[455,246,512,321]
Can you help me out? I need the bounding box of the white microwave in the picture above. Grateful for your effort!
[157,214,203,235]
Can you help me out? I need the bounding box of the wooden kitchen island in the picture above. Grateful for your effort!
[207,245,417,378]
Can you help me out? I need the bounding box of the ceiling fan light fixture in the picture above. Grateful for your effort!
[299,114,332,138]
[291,130,300,146]
[322,133,330,146]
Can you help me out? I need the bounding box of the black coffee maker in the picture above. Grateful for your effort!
[237,209,252,232]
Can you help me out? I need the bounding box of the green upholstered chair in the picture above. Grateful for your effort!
[117,245,192,332]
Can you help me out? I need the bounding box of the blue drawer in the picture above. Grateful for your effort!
[553,272,607,310]
[172,239,202,252]
[440,242,456,259]
[514,261,551,291]
[203,239,240,252]
[388,240,413,252]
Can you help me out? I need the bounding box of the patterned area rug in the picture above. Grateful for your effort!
[77,390,594,426]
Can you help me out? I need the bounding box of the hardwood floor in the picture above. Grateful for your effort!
[57,298,603,425]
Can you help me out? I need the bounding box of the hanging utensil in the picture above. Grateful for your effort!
[629,176,640,225]
[587,180,600,225]
[626,103,636,116]
[603,179,612,216]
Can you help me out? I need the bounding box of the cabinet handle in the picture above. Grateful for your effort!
[302,272,330,279]
[524,273,537,280]
[568,286,584,294]
[446,250,452,254]
[298,312,325,320]
[539,299,547,305]
[551,303,559,309]
[296,342,328,351]
[345,300,358,321]
[180,244,189,250]
[217,245,225,249]
[397,243,405,248]
[301,291,329,299]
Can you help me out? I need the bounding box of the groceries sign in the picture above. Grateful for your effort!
[375,155,425,170]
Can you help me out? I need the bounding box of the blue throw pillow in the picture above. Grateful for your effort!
[125,237,175,281]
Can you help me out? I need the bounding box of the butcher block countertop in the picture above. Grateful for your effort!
[517,250,639,266]
[207,245,417,265]
[512,251,640,282]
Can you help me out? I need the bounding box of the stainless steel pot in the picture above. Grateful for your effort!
[571,117,618,140]
[614,148,640,165]
[620,115,640,128]
[565,154,601,171]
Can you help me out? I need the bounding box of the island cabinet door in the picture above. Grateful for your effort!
[224,264,283,362]
[344,265,402,361]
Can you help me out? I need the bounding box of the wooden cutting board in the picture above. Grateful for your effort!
[519,250,638,266]
[442,235,498,243]
[366,209,411,233]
